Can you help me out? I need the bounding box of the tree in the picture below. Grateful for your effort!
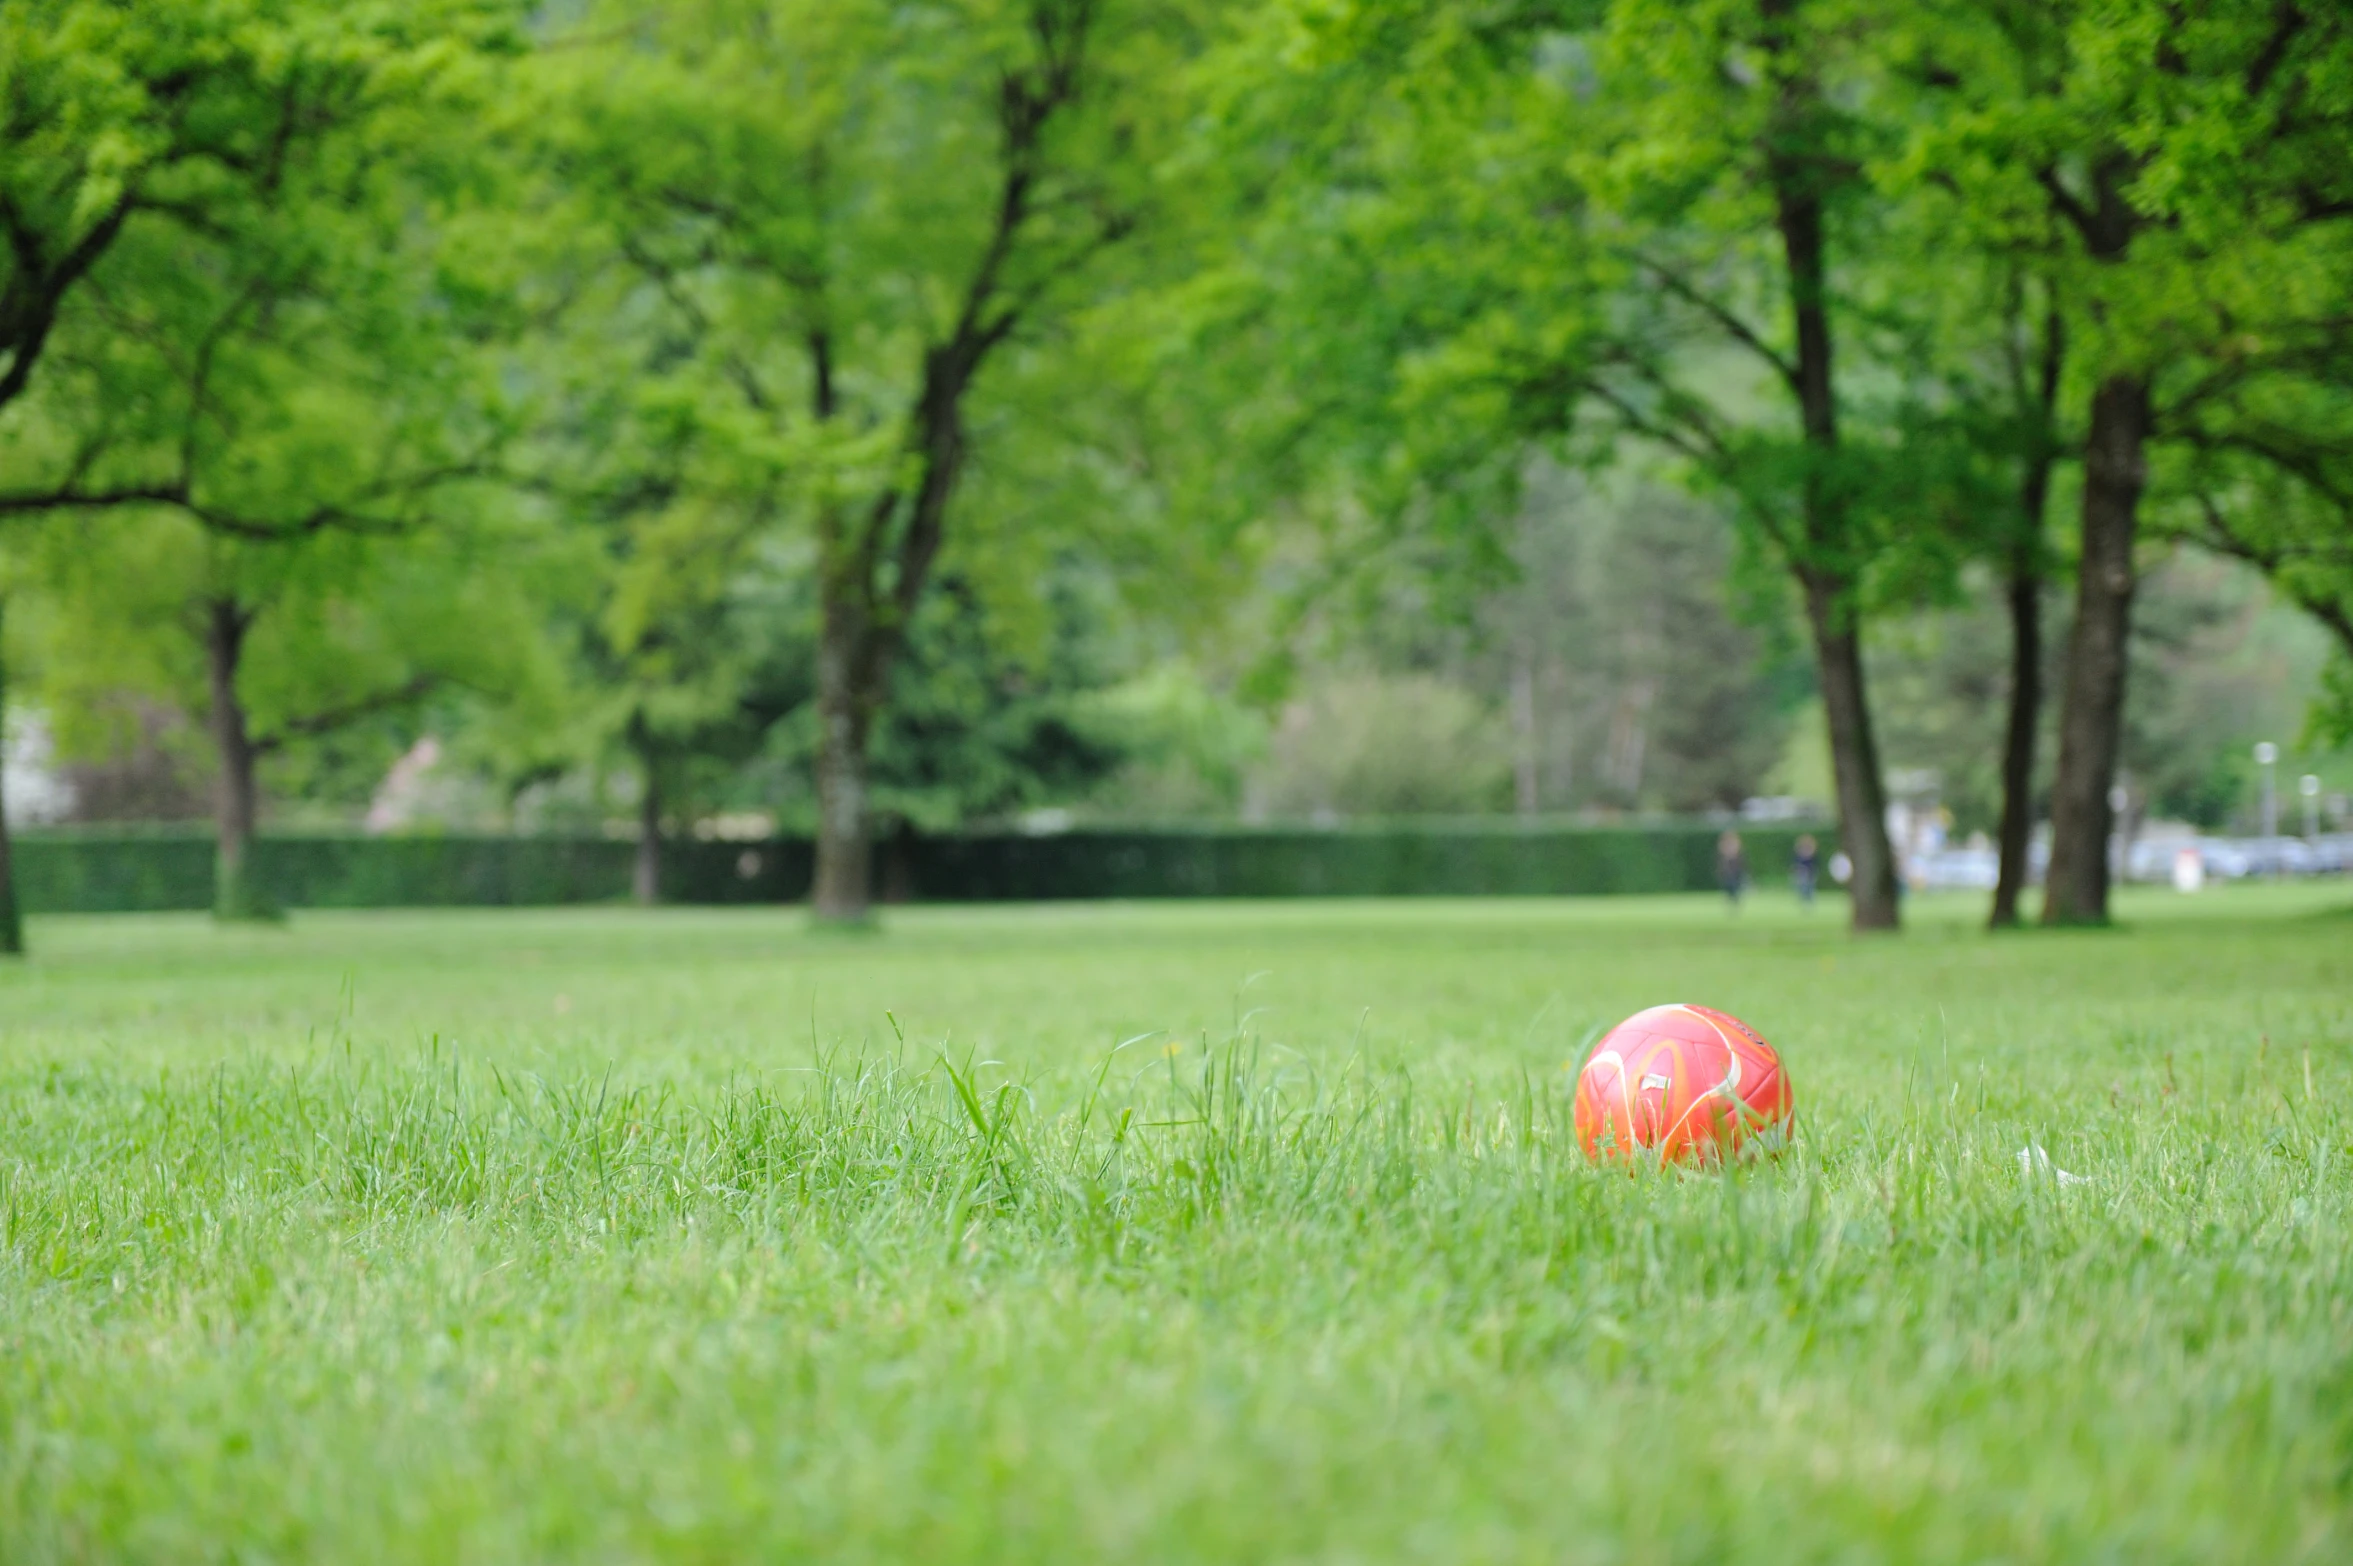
[530,0,1190,923]
[571,509,798,908]
[1909,0,2152,927]
[21,518,534,917]
[500,339,805,905]
[0,0,364,941]
[1198,1,1931,925]
[1885,251,2071,926]
[1910,0,2353,922]
[0,1,531,917]
[1893,267,2069,927]
[1985,287,2066,927]
[1565,0,1936,927]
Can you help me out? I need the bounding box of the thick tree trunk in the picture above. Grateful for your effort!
[631,735,662,908]
[0,596,21,957]
[2043,374,2150,925]
[1803,575,1901,929]
[204,598,273,922]
[806,387,955,926]
[811,588,877,923]
[1989,552,2043,928]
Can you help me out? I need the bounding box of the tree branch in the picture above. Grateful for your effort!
[250,674,440,754]
[857,0,1104,637]
[0,190,137,414]
[1629,253,1799,392]
[0,481,186,516]
[2034,166,2099,246]
[2244,3,2307,100]
[619,233,774,413]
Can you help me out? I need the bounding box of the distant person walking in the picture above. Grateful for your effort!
[1792,834,1819,908]
[1716,830,1747,910]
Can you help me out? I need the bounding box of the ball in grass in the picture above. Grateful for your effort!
[1573,1003,1793,1166]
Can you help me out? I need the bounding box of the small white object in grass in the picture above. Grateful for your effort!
[2017,1144,2089,1186]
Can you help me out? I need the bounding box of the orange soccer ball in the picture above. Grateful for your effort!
[1573,1003,1794,1165]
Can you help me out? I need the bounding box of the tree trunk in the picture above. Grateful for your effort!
[811,586,877,923]
[204,598,273,922]
[1990,304,2062,929]
[806,370,958,926]
[788,40,1053,926]
[2043,374,2150,925]
[1989,550,2043,928]
[0,596,21,957]
[1772,147,1900,931]
[1803,574,1902,929]
[805,326,885,927]
[631,732,662,908]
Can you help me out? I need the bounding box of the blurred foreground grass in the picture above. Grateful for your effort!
[0,886,2347,1562]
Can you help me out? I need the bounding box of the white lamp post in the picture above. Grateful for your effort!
[2254,741,2279,839]
[2301,774,2321,841]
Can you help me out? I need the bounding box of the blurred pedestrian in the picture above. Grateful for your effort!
[1792,833,1819,908]
[1716,830,1747,910]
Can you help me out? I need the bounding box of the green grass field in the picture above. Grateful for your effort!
[1,886,2349,1562]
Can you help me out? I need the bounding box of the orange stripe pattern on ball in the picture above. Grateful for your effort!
[1574,1003,1795,1166]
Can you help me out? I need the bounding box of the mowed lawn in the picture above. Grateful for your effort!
[0,887,2348,1563]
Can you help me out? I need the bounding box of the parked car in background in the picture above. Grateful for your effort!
[1913,847,2000,890]
[2122,834,2349,882]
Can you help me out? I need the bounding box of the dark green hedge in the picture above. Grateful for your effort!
[11,830,216,914]
[10,823,1826,913]
[6,833,805,913]
[894,825,1823,900]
